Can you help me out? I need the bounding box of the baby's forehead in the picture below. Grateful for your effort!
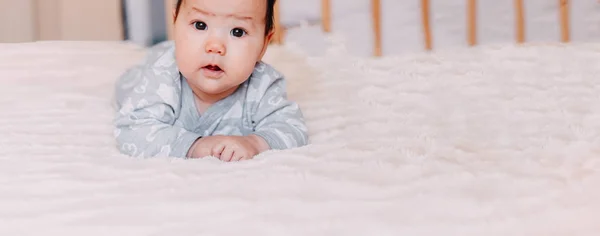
[184,0,267,20]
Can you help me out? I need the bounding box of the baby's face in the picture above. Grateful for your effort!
[173,0,271,98]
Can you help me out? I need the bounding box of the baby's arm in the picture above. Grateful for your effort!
[187,73,307,161]
[251,74,309,150]
[114,63,201,158]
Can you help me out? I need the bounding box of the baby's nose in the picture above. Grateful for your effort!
[205,41,226,55]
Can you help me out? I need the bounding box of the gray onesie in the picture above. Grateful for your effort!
[113,41,309,158]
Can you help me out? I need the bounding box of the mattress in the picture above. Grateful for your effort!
[1,40,599,235]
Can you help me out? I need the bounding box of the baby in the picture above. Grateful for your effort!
[113,0,308,161]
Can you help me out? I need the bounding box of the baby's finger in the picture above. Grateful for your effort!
[220,146,234,162]
[211,143,225,158]
[231,153,245,162]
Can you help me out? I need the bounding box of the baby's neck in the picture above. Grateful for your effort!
[194,97,212,115]
[190,85,239,114]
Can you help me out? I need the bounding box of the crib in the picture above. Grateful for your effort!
[266,0,572,56]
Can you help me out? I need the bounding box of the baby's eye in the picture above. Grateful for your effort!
[194,21,207,30]
[231,28,247,37]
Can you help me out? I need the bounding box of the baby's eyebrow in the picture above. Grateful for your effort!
[191,7,254,22]
[231,15,254,22]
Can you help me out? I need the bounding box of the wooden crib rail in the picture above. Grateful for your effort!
[272,0,284,44]
[322,0,332,32]
[560,0,570,42]
[165,0,573,57]
[372,0,382,56]
[515,0,525,43]
[306,0,572,56]
[467,0,477,46]
[422,0,433,50]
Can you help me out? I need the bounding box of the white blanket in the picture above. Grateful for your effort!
[1,41,599,235]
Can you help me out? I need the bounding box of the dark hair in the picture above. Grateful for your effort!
[174,0,276,36]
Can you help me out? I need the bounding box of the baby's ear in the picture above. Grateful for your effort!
[258,31,275,60]
[266,30,275,43]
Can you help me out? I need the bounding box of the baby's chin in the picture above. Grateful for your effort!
[187,74,243,96]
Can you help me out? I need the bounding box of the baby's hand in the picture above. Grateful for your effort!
[187,135,269,161]
[211,136,263,162]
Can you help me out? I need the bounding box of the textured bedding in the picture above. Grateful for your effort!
[1,40,599,235]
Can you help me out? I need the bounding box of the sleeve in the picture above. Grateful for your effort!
[251,75,309,150]
[113,51,201,158]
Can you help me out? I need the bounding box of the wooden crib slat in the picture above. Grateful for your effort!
[467,0,477,46]
[559,0,570,42]
[165,0,175,40]
[322,0,331,32]
[372,0,382,56]
[272,0,283,44]
[421,0,432,50]
[515,0,525,43]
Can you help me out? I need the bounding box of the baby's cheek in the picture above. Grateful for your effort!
[176,47,202,70]
[228,56,258,80]
[231,40,262,61]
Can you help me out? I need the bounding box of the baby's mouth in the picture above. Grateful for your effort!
[204,64,222,72]
[201,64,225,78]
